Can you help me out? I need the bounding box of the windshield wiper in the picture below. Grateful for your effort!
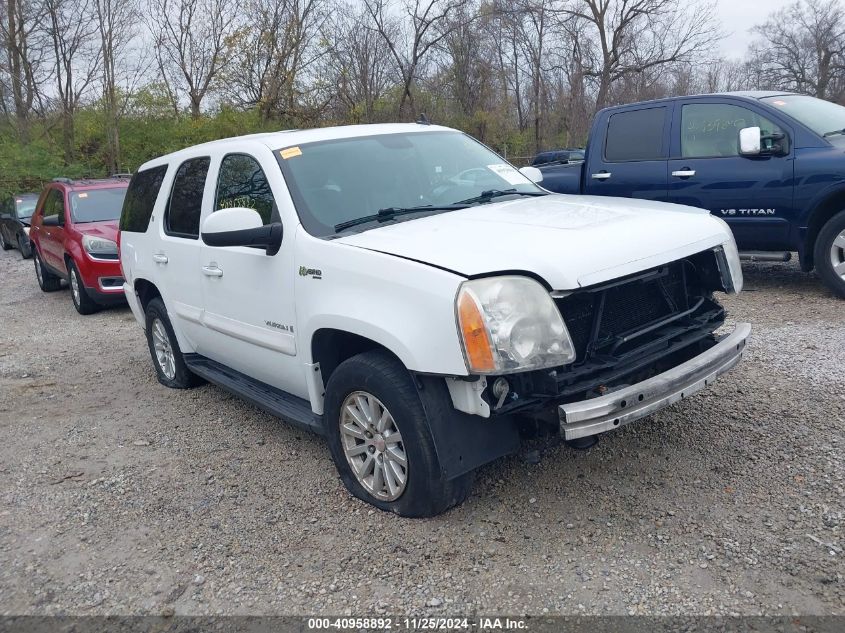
[334,204,469,232]
[456,188,547,205]
[823,128,845,137]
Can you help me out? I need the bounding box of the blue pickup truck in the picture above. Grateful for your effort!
[533,91,845,298]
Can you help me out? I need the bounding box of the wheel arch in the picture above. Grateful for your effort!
[133,278,162,312]
[803,187,845,271]
[311,328,404,389]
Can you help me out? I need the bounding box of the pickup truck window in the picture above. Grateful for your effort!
[215,154,277,225]
[604,107,666,161]
[165,157,210,239]
[276,131,541,237]
[681,104,781,158]
[762,94,845,137]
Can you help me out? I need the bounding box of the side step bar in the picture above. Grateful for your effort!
[184,354,323,435]
[739,251,791,262]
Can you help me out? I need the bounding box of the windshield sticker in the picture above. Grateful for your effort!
[77,192,88,198]
[280,146,302,159]
[772,100,787,106]
[487,163,530,186]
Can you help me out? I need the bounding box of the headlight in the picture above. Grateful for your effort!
[456,276,576,374]
[23,226,30,236]
[82,234,118,258]
[714,241,743,294]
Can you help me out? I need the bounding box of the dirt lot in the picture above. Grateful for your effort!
[0,247,842,617]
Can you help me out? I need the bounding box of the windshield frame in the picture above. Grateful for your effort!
[275,130,543,238]
[68,187,128,224]
[760,94,845,138]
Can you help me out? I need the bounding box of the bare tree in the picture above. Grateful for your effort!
[149,0,237,118]
[223,0,326,122]
[0,0,47,140]
[751,0,845,100]
[364,0,471,118]
[43,0,100,162]
[324,2,394,123]
[562,0,720,111]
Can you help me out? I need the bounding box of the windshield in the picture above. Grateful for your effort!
[69,187,127,223]
[762,94,845,136]
[15,197,36,219]
[275,131,542,236]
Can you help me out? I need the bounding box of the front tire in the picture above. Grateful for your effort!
[34,251,62,292]
[18,235,32,259]
[68,261,99,315]
[144,297,201,389]
[0,231,12,250]
[814,209,845,299]
[323,350,473,517]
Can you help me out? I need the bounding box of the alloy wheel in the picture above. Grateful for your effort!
[70,268,81,306]
[830,229,845,280]
[339,391,408,501]
[151,318,176,380]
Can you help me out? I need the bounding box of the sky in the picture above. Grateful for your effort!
[715,0,795,59]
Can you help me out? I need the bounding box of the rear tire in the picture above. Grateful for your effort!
[323,350,473,517]
[68,261,99,315]
[814,209,845,299]
[34,251,62,292]
[144,297,202,389]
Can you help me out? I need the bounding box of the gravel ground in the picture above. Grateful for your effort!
[0,248,842,617]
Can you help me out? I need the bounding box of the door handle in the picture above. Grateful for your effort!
[672,169,696,178]
[152,253,168,264]
[202,264,223,278]
[591,172,612,180]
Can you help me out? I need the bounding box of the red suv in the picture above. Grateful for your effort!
[29,177,130,314]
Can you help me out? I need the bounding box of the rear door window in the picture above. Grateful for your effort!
[165,157,210,238]
[121,165,168,233]
[604,107,668,161]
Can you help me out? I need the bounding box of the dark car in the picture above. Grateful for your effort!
[530,148,585,167]
[0,193,38,258]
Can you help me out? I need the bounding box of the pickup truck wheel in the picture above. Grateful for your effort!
[34,251,62,292]
[144,297,202,389]
[68,262,99,315]
[814,210,845,299]
[324,350,473,517]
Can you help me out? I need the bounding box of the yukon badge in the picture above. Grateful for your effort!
[298,266,322,280]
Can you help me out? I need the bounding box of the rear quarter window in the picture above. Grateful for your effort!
[120,165,168,233]
[604,107,667,161]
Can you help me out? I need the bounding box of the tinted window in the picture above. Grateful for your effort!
[166,157,210,238]
[682,103,783,158]
[43,189,65,223]
[70,188,127,223]
[604,107,667,161]
[215,154,277,225]
[120,166,168,232]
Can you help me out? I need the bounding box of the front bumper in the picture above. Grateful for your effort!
[559,323,751,440]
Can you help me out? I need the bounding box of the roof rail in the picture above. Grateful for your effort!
[52,177,73,183]
[110,173,132,179]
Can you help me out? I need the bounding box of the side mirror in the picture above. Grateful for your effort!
[519,166,544,184]
[739,126,762,156]
[201,207,283,256]
[42,214,63,227]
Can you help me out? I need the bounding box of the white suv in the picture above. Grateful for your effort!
[118,123,750,517]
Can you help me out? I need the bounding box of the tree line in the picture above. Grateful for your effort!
[1,0,844,194]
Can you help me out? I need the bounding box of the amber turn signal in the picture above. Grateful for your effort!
[457,288,496,373]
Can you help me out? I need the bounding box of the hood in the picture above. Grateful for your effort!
[76,220,119,242]
[336,194,732,289]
